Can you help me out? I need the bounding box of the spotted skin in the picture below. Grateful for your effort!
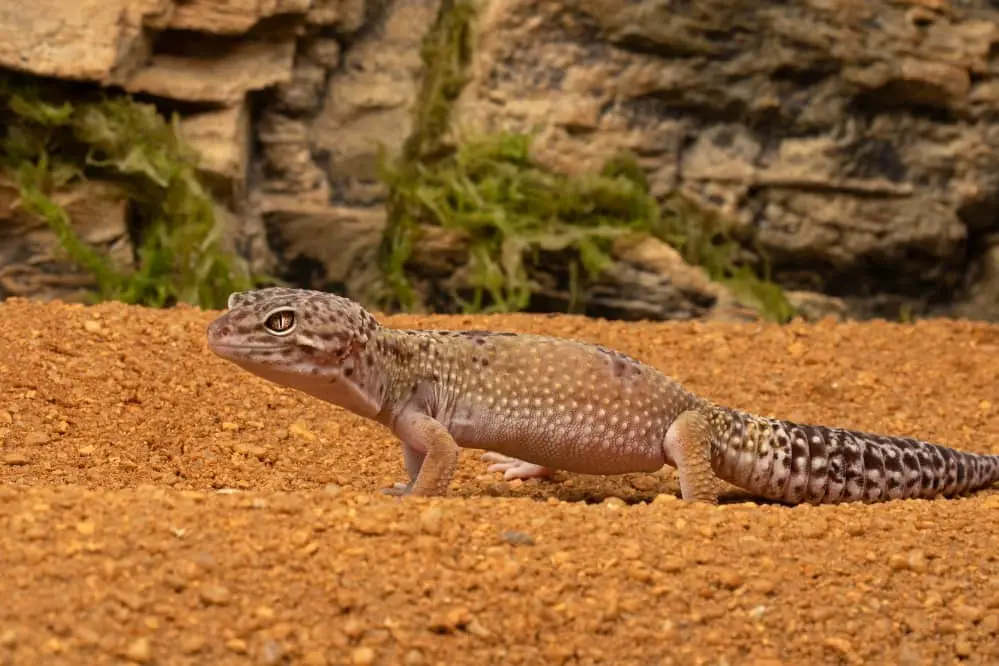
[207,287,999,504]
[705,409,999,504]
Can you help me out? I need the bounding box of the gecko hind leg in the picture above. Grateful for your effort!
[481,452,556,481]
[664,409,721,504]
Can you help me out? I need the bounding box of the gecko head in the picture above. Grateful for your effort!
[206,288,381,411]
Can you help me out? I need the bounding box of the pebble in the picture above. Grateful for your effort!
[403,649,426,665]
[602,496,627,509]
[123,637,151,663]
[800,518,828,539]
[750,579,777,596]
[889,549,928,573]
[351,515,388,536]
[199,584,232,606]
[629,474,659,491]
[342,617,366,639]
[179,635,206,654]
[23,431,50,446]
[907,549,928,573]
[500,530,535,546]
[420,507,443,535]
[288,422,316,441]
[954,636,972,658]
[352,646,376,665]
[259,640,286,664]
[661,556,685,573]
[717,570,744,590]
[845,523,867,537]
[953,604,983,624]
[75,628,100,647]
[225,638,247,654]
[888,553,905,570]
[301,650,326,666]
[3,452,29,466]
[823,637,854,659]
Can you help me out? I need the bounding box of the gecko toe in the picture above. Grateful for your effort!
[481,454,555,481]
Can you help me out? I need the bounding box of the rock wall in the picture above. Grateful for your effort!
[450,0,999,320]
[2,0,999,320]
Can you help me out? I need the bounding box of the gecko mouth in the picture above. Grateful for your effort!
[208,343,288,354]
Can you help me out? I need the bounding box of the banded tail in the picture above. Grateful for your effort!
[707,408,999,504]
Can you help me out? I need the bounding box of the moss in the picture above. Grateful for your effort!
[656,185,797,322]
[378,0,476,310]
[0,72,255,308]
[378,0,796,322]
[383,132,796,320]
[383,132,658,312]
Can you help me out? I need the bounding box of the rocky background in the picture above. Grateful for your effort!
[2,0,999,322]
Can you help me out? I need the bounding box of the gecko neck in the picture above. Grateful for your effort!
[322,325,437,425]
[269,330,399,422]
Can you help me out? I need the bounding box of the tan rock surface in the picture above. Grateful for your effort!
[452,0,999,318]
[1,299,998,664]
[125,39,296,105]
[159,0,312,34]
[310,0,441,204]
[179,103,251,196]
[0,179,133,302]
[307,0,367,31]
[260,204,385,285]
[0,0,170,82]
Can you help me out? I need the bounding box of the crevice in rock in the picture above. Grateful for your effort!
[771,61,842,87]
[849,87,961,124]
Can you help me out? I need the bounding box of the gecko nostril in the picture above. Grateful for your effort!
[209,323,231,338]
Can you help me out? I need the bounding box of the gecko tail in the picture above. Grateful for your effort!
[985,454,999,490]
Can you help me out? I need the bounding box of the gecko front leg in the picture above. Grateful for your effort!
[387,411,461,497]
[480,451,556,481]
[383,441,427,496]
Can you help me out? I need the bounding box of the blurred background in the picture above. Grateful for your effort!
[2,0,998,325]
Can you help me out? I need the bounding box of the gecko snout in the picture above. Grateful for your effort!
[206,318,233,346]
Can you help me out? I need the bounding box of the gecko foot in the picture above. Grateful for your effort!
[481,452,555,481]
[381,482,412,497]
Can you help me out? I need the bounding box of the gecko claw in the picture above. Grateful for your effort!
[480,452,555,481]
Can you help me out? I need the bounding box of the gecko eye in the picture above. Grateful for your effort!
[263,308,296,336]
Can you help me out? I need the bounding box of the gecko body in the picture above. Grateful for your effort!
[206,287,999,504]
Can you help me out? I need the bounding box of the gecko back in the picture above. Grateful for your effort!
[390,330,699,475]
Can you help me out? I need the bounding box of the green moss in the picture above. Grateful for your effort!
[378,0,476,310]
[383,132,796,320]
[403,0,475,165]
[383,133,657,312]
[656,185,797,322]
[378,0,796,322]
[0,73,255,308]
